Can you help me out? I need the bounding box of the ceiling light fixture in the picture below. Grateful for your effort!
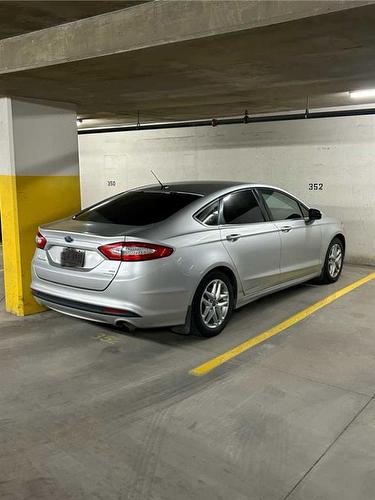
[349,89,375,99]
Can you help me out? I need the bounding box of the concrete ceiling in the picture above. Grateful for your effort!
[0,1,148,39]
[1,1,375,127]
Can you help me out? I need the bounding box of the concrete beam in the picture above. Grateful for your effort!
[0,0,373,74]
[2,1,375,124]
[0,1,149,40]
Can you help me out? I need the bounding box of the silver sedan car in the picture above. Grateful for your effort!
[31,181,345,337]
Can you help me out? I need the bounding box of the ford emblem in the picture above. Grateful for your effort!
[65,236,74,243]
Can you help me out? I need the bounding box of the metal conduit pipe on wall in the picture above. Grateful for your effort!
[78,106,375,135]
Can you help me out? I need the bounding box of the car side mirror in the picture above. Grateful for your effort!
[308,208,322,220]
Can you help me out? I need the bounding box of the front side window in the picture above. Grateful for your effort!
[259,189,303,220]
[222,190,265,224]
[196,200,220,226]
[75,190,200,226]
[300,203,309,218]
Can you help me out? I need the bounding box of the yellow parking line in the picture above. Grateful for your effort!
[190,272,375,377]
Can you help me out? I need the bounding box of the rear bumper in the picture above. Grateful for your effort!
[31,259,192,329]
[33,295,137,328]
[31,289,141,319]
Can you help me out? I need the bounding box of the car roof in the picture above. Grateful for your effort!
[142,180,253,196]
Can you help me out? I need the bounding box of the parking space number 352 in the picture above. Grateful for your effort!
[308,183,323,191]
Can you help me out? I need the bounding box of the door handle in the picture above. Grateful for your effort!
[280,226,292,233]
[226,233,242,242]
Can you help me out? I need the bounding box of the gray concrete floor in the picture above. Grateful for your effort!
[0,259,374,500]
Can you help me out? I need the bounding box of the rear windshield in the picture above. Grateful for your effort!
[75,190,201,226]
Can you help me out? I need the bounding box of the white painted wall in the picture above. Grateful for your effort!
[1,97,79,178]
[12,98,79,176]
[79,115,375,265]
[0,98,15,175]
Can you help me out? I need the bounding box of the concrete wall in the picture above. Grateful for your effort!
[78,115,375,265]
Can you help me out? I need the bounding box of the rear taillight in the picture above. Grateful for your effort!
[98,242,173,261]
[36,231,47,249]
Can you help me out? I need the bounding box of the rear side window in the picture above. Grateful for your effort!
[222,190,265,224]
[196,200,220,226]
[75,191,200,226]
[260,189,303,220]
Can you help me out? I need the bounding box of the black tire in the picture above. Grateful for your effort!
[191,270,235,337]
[318,237,344,284]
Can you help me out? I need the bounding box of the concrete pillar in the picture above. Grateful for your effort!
[0,98,81,315]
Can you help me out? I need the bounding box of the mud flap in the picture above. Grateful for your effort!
[171,306,192,335]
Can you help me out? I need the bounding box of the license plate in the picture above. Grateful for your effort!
[61,248,85,268]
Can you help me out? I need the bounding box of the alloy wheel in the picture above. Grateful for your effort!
[200,279,230,329]
[328,243,343,278]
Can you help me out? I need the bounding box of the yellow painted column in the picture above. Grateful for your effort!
[0,98,81,316]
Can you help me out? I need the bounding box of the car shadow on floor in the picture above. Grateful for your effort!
[99,281,322,348]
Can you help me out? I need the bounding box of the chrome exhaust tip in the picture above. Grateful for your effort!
[115,320,136,332]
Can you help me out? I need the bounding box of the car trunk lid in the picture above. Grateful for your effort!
[33,219,139,291]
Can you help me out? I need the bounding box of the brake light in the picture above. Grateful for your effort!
[36,231,47,249]
[98,242,173,261]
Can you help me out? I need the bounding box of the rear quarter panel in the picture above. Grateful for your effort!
[164,226,241,305]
